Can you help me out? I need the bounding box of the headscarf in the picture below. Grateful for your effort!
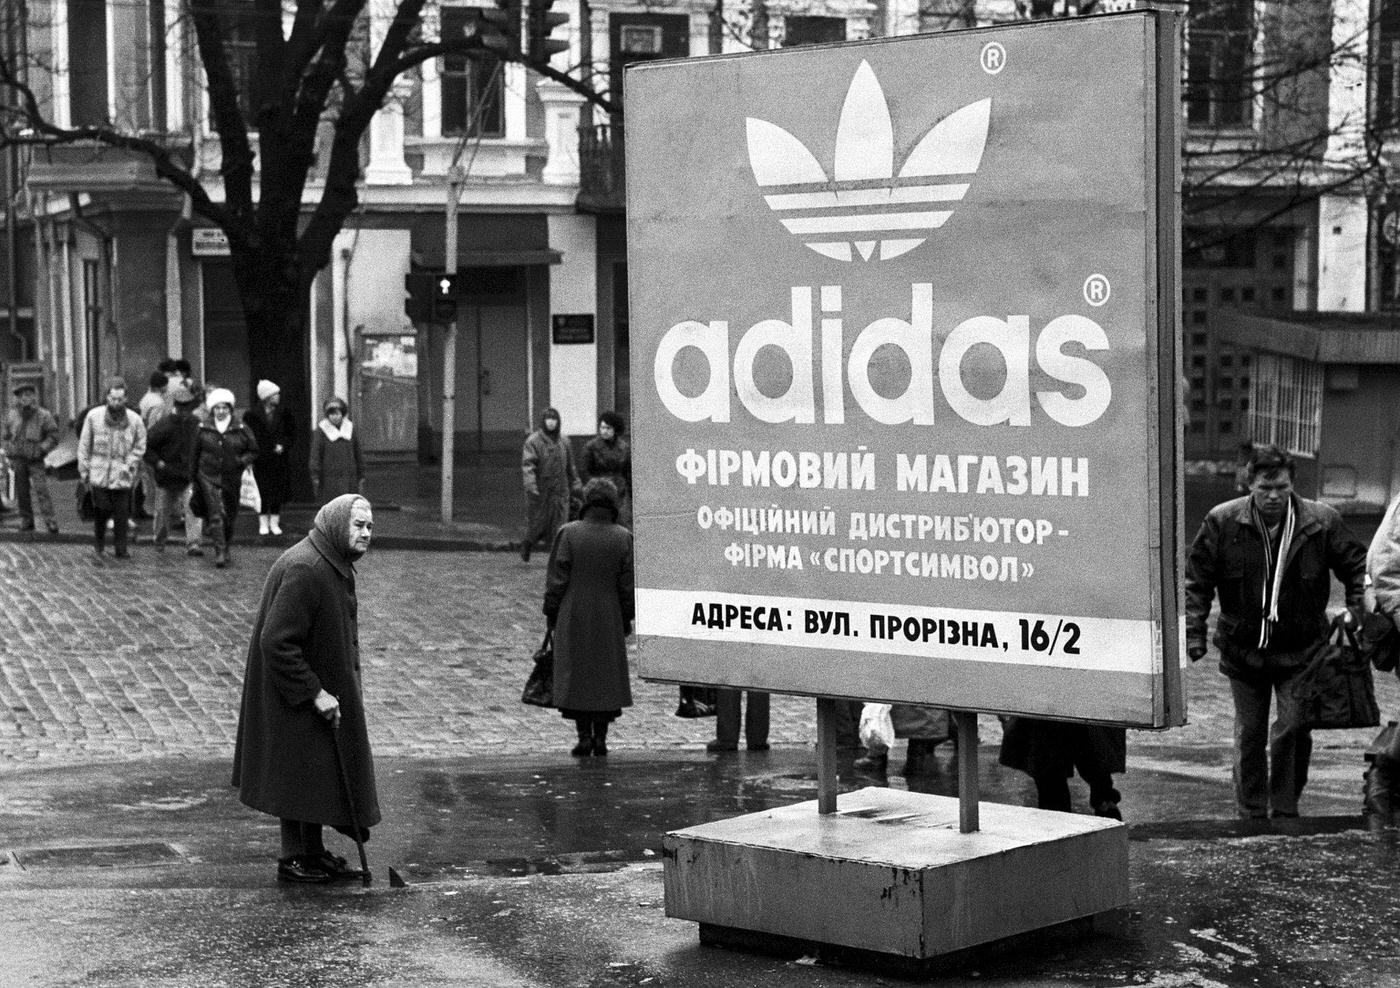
[313,494,371,564]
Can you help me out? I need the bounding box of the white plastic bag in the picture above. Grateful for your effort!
[858,702,895,755]
[239,466,262,513]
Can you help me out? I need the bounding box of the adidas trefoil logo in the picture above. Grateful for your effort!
[745,61,991,262]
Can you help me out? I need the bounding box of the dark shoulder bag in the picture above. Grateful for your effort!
[1293,616,1381,731]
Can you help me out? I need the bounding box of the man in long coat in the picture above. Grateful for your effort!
[232,493,380,883]
[520,406,581,561]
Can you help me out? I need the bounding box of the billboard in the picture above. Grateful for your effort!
[625,12,1184,727]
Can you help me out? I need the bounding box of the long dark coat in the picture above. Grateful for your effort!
[310,421,364,504]
[523,426,581,544]
[998,717,1126,779]
[231,530,381,828]
[580,436,632,529]
[544,511,635,713]
[243,403,296,511]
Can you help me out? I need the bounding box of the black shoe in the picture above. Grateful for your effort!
[114,549,131,560]
[277,855,334,884]
[593,740,609,756]
[1093,801,1123,821]
[571,738,594,757]
[17,521,35,532]
[747,742,771,751]
[520,541,532,562]
[706,740,738,753]
[310,850,369,882]
[853,753,888,773]
[186,546,204,557]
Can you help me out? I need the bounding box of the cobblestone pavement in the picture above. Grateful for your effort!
[2,541,1395,796]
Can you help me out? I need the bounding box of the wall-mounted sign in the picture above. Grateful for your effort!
[626,14,1184,728]
[552,314,596,344]
[191,228,231,257]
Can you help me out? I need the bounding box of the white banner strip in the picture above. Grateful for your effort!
[636,588,1158,674]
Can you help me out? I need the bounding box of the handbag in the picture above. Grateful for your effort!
[674,685,717,718]
[1359,610,1400,674]
[75,480,95,522]
[521,631,555,708]
[188,481,209,519]
[1292,616,1381,730]
[239,466,262,513]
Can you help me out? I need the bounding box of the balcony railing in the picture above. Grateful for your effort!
[578,122,625,213]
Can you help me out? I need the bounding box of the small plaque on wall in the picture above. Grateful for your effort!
[552,314,595,344]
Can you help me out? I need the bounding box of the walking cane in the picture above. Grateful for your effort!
[329,721,372,887]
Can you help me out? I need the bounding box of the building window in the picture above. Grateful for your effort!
[1186,0,1252,129]
[1248,353,1322,456]
[441,7,505,138]
[784,16,846,47]
[1377,1,1400,131]
[68,0,109,126]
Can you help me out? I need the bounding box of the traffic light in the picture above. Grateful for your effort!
[471,0,521,57]
[405,273,459,323]
[526,0,569,61]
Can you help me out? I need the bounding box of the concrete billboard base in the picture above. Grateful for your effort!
[663,787,1127,967]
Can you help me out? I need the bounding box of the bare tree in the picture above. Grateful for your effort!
[0,0,609,489]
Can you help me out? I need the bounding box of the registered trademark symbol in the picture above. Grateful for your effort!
[981,43,1007,75]
[1082,274,1111,307]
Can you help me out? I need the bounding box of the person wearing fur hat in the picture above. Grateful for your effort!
[243,379,297,535]
[77,377,147,558]
[232,494,380,883]
[580,411,632,530]
[194,387,259,568]
[519,406,581,561]
[309,398,364,505]
[544,478,635,756]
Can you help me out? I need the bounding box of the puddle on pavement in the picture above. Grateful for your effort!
[12,842,186,869]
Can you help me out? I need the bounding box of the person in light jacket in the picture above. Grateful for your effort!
[309,397,363,505]
[520,406,580,561]
[77,377,146,559]
[544,478,635,757]
[232,494,380,884]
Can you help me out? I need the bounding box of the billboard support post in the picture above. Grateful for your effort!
[956,713,980,833]
[815,699,838,814]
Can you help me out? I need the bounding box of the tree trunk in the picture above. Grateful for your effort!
[233,249,317,503]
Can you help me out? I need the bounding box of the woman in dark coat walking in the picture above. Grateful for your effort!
[580,411,632,529]
[544,478,635,756]
[310,397,364,505]
[232,493,380,883]
[998,717,1126,819]
[243,379,296,535]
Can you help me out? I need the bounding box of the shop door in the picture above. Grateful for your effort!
[358,333,418,457]
[201,262,250,403]
[455,303,528,451]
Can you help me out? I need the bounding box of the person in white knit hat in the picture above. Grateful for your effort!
[243,379,296,536]
[194,387,259,568]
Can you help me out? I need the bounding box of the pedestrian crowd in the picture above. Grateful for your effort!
[10,383,1400,878]
[2,358,361,569]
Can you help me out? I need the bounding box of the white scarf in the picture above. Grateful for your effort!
[319,418,353,442]
[1252,497,1296,649]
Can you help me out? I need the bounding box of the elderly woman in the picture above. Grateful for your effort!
[232,494,380,883]
[310,397,364,505]
[544,478,635,756]
[195,387,258,568]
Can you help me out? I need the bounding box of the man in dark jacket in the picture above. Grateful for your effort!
[143,385,203,554]
[1185,444,1366,819]
[232,494,379,884]
[1,383,61,533]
